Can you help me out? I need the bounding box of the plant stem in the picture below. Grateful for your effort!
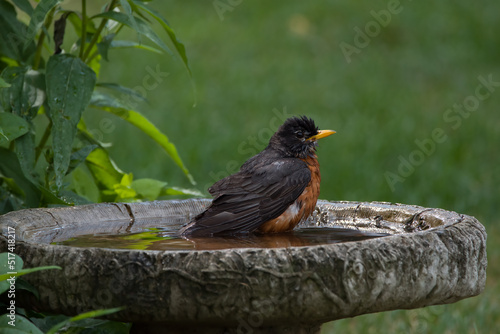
[86,23,124,63]
[86,50,99,64]
[33,7,57,70]
[33,32,46,70]
[113,22,124,37]
[79,0,87,59]
[82,0,118,62]
[35,121,52,162]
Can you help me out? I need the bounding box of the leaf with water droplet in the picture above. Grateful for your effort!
[0,67,45,120]
[0,113,30,144]
[46,54,96,190]
[1,67,45,182]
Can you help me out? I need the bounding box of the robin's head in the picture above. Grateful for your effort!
[269,116,335,158]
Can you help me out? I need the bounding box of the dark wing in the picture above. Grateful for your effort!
[180,158,311,237]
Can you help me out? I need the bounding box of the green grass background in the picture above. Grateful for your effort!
[87,0,498,332]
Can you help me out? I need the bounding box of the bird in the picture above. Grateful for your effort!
[180,116,335,237]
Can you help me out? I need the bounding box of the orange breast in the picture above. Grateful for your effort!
[258,155,321,233]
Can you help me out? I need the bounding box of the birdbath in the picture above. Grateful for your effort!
[0,199,487,333]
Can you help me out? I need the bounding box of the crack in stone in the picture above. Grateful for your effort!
[44,210,62,228]
[112,203,135,232]
[43,210,63,243]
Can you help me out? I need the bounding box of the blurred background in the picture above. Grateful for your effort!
[84,0,498,332]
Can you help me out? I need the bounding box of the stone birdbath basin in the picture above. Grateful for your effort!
[0,199,487,333]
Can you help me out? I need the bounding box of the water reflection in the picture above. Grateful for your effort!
[54,226,389,251]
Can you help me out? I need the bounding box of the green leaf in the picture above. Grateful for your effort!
[11,0,34,16]
[0,58,18,68]
[0,252,23,296]
[0,266,61,282]
[67,144,97,175]
[97,33,115,61]
[41,186,73,206]
[57,189,92,205]
[0,253,59,298]
[131,0,192,77]
[0,187,24,213]
[0,67,45,120]
[0,315,44,334]
[89,91,195,185]
[0,113,30,144]
[120,173,133,187]
[81,320,131,333]
[96,82,148,103]
[15,278,39,299]
[0,176,25,198]
[0,148,41,207]
[161,187,204,197]
[0,1,35,63]
[0,77,10,88]
[66,10,97,36]
[23,0,62,50]
[0,150,72,210]
[109,40,163,54]
[0,328,30,334]
[92,11,172,55]
[14,131,37,182]
[77,119,112,148]
[131,178,167,201]
[85,147,124,190]
[87,49,102,79]
[46,307,124,334]
[0,67,45,183]
[112,173,136,200]
[69,165,100,203]
[46,54,96,190]
[119,0,140,42]
[29,315,68,333]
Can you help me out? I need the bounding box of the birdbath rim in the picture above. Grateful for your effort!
[1,198,468,252]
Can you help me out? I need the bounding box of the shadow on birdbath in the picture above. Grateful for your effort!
[0,199,487,333]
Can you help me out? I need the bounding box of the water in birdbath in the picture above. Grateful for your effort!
[52,221,389,251]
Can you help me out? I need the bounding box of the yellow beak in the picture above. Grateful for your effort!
[308,129,336,141]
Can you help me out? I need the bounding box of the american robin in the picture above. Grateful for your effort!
[180,116,335,237]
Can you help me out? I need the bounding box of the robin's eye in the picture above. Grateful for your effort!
[295,131,304,138]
